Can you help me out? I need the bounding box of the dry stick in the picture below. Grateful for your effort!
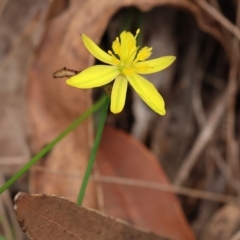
[192,38,216,128]
[211,149,240,195]
[33,166,238,204]
[95,176,238,204]
[174,93,227,186]
[192,61,206,127]
[194,0,240,41]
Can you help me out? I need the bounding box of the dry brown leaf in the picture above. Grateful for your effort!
[14,192,171,240]
[97,127,196,240]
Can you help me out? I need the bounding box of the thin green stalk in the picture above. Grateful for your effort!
[0,96,106,194]
[77,95,110,205]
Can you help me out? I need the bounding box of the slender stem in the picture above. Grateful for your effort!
[0,96,106,194]
[77,95,110,205]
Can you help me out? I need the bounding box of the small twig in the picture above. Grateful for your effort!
[192,38,216,127]
[96,176,237,204]
[34,166,239,204]
[211,148,240,196]
[194,0,240,42]
[192,65,206,127]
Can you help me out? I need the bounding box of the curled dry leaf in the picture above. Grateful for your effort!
[14,192,171,240]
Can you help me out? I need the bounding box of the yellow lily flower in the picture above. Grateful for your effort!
[66,29,176,115]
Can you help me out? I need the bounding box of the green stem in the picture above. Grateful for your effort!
[0,96,106,195]
[77,95,110,205]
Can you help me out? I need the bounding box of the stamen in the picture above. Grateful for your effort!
[134,46,152,62]
[135,29,140,39]
[108,50,120,65]
[112,37,121,57]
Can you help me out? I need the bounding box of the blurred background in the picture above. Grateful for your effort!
[0,0,239,239]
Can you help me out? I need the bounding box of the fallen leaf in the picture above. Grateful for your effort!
[96,126,196,240]
[14,192,170,240]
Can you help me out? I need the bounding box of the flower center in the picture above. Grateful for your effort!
[108,29,152,76]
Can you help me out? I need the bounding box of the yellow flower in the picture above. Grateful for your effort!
[66,29,176,115]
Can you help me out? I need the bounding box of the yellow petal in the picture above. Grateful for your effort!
[134,56,176,74]
[127,74,166,115]
[110,75,128,114]
[81,34,113,65]
[119,31,137,63]
[66,65,119,88]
